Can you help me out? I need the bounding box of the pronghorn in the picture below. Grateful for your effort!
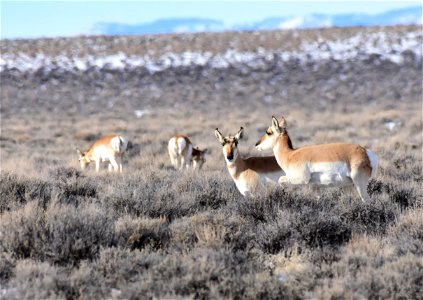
[76,134,129,173]
[167,135,207,170]
[255,116,378,202]
[214,127,285,197]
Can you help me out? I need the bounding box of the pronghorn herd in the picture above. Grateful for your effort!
[76,116,378,201]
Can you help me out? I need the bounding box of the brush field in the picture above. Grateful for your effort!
[1,26,422,299]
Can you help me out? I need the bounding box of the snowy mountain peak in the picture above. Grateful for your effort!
[93,6,422,35]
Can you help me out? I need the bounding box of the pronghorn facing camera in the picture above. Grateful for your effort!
[167,135,207,170]
[255,116,378,202]
[76,134,129,173]
[214,127,285,197]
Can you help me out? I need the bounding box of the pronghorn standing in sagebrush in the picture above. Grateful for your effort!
[76,134,129,173]
[215,127,285,197]
[255,116,378,202]
[167,135,207,170]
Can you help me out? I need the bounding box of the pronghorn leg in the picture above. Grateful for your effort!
[279,170,311,185]
[278,176,290,184]
[168,149,177,169]
[351,171,370,202]
[95,159,101,172]
[108,164,113,172]
[118,154,123,173]
[184,154,191,170]
[173,156,180,169]
[179,156,185,170]
[170,157,177,169]
[109,157,119,172]
[310,185,322,200]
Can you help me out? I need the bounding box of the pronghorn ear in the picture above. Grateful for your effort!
[215,128,225,144]
[271,116,280,134]
[76,148,83,156]
[271,116,279,128]
[279,117,287,130]
[235,127,244,140]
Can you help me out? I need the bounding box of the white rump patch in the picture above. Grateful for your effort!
[366,150,378,177]
[177,137,187,155]
[111,136,128,153]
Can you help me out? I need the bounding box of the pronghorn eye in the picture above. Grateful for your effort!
[266,130,271,135]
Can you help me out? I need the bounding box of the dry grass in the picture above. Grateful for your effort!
[1,26,422,299]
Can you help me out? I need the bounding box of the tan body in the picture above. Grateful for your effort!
[167,134,207,170]
[256,117,378,202]
[215,127,285,197]
[77,134,129,173]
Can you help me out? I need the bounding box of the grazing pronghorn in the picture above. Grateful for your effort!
[214,127,285,197]
[167,135,207,170]
[255,116,378,202]
[76,134,129,173]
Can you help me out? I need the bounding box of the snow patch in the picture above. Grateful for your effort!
[279,17,304,29]
[1,30,421,73]
[134,109,153,118]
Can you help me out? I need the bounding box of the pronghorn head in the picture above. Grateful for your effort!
[76,148,91,169]
[192,147,208,169]
[255,116,287,151]
[215,127,244,163]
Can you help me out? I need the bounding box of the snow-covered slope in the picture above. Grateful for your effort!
[1,29,421,74]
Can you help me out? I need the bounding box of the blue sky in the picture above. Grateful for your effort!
[1,1,421,39]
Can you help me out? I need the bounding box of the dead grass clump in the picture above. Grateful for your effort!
[0,251,16,285]
[0,172,52,213]
[2,259,74,300]
[48,167,98,206]
[308,234,423,299]
[69,247,164,299]
[127,216,170,251]
[1,201,115,265]
[234,194,283,223]
[340,197,397,235]
[170,211,249,251]
[1,201,45,260]
[41,203,115,265]
[388,209,423,256]
[119,248,289,299]
[293,207,352,248]
[255,216,293,254]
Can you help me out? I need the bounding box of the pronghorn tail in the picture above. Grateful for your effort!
[366,149,378,177]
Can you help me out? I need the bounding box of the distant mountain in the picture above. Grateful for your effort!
[93,6,422,35]
[92,18,224,35]
[247,7,422,30]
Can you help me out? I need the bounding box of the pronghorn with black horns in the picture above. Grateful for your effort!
[215,127,285,197]
[255,116,378,202]
[167,134,207,170]
[76,134,129,173]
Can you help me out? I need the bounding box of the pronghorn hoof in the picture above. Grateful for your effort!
[278,176,288,184]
